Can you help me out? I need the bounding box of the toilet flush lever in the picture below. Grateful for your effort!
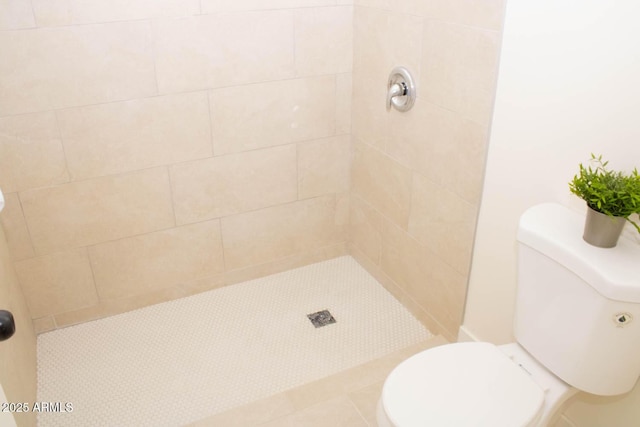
[386,66,416,112]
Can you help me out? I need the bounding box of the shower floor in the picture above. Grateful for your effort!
[37,256,432,426]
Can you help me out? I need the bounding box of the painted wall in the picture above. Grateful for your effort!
[348,0,504,340]
[463,0,640,425]
[0,222,37,427]
[0,0,352,333]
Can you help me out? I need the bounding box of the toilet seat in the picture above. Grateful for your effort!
[380,342,545,427]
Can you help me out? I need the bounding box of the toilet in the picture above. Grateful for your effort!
[377,203,640,427]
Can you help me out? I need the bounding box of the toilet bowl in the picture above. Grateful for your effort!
[376,203,640,427]
[376,342,577,427]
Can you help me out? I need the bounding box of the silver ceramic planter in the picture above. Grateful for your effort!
[583,206,626,248]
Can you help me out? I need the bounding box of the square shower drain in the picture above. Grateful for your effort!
[307,310,336,328]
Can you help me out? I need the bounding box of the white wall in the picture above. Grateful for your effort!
[463,0,640,425]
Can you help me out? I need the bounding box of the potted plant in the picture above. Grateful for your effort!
[569,154,640,248]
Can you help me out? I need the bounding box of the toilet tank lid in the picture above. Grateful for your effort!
[517,203,640,303]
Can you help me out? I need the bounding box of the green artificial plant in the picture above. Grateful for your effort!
[569,154,640,233]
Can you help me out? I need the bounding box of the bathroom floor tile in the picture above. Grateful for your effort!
[37,256,431,427]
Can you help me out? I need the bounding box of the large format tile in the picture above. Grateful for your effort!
[408,174,477,275]
[170,145,297,225]
[89,220,224,300]
[0,0,35,29]
[260,397,367,427]
[32,0,199,26]
[15,249,98,318]
[351,142,412,228]
[187,393,295,427]
[221,196,346,270]
[351,7,423,150]
[420,19,500,125]
[423,0,505,31]
[386,100,489,204]
[335,73,352,135]
[294,6,353,76]
[58,92,212,180]
[154,12,294,94]
[21,168,174,255]
[0,22,156,116]
[210,77,335,155]
[200,0,334,13]
[349,194,382,265]
[298,135,350,199]
[381,220,467,338]
[0,192,35,261]
[0,111,68,192]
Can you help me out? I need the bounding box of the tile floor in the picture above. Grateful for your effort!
[187,336,448,426]
[37,256,433,426]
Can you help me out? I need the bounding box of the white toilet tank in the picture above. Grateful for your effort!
[515,203,640,396]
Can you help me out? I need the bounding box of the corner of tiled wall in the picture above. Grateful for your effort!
[348,0,505,340]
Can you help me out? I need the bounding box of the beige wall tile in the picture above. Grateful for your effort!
[0,22,156,116]
[201,0,334,13]
[154,12,294,94]
[353,7,422,91]
[178,273,226,298]
[0,0,35,30]
[336,73,352,135]
[351,142,412,228]
[349,195,382,265]
[423,0,505,31]
[0,192,35,261]
[335,192,350,227]
[350,243,451,338]
[298,136,350,199]
[89,220,224,300]
[354,0,423,16]
[221,195,346,270]
[222,243,347,287]
[386,100,489,204]
[32,316,56,334]
[21,167,174,255]
[0,111,68,192]
[32,0,199,27]
[54,285,189,328]
[294,6,353,76]
[58,92,212,180]
[408,174,477,276]
[353,0,391,10]
[352,7,422,150]
[170,145,297,225]
[420,19,500,125]
[210,76,335,155]
[14,248,98,318]
[381,219,467,338]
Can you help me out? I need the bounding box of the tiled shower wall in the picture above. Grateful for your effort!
[349,0,504,341]
[0,0,353,333]
[1,0,505,342]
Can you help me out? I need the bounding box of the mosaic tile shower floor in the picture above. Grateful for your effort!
[37,256,431,426]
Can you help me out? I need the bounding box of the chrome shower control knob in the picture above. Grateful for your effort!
[387,66,416,112]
